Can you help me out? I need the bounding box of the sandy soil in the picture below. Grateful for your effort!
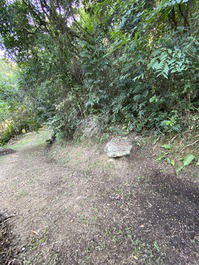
[0,130,198,265]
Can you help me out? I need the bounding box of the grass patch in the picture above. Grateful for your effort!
[5,129,51,151]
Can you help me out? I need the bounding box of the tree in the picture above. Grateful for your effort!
[0,0,198,137]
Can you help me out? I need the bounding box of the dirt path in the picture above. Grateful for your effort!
[0,130,199,265]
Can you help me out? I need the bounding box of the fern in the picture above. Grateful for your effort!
[148,47,189,78]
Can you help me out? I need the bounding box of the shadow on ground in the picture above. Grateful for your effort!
[56,171,199,265]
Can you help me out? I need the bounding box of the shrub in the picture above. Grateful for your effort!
[0,108,40,145]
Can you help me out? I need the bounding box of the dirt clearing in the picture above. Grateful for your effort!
[0,130,199,264]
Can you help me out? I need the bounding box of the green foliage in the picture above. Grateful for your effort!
[148,47,189,78]
[162,144,172,150]
[0,0,198,138]
[47,95,82,139]
[176,154,196,173]
[183,154,196,166]
[0,58,39,144]
[0,108,39,145]
[0,59,19,121]
[0,121,14,144]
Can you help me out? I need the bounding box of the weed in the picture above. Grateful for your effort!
[15,190,28,200]
[136,175,145,182]
[79,215,97,225]
[156,152,169,161]
[30,237,46,251]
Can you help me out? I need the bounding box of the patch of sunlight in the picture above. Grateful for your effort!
[5,128,52,151]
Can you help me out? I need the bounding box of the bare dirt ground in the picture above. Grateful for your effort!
[0,129,199,265]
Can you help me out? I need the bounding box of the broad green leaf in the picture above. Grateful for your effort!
[183,154,196,166]
[176,165,184,174]
[176,155,196,174]
[171,159,175,166]
[161,144,172,150]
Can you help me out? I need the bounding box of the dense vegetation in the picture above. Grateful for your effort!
[0,0,198,141]
[0,58,38,144]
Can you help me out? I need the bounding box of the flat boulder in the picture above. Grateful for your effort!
[104,138,133,158]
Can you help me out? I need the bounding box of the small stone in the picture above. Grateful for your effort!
[108,158,115,163]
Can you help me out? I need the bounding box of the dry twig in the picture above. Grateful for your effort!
[180,139,199,153]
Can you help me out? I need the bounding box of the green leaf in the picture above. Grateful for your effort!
[183,154,196,166]
[156,152,168,161]
[161,144,172,150]
[166,158,175,166]
[176,154,196,174]
[171,159,175,166]
[176,165,184,174]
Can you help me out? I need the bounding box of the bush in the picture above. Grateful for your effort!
[0,0,198,138]
[0,109,40,145]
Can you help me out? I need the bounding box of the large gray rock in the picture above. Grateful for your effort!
[104,138,133,158]
[75,116,101,138]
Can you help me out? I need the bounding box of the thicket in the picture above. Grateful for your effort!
[0,58,38,144]
[0,0,198,139]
